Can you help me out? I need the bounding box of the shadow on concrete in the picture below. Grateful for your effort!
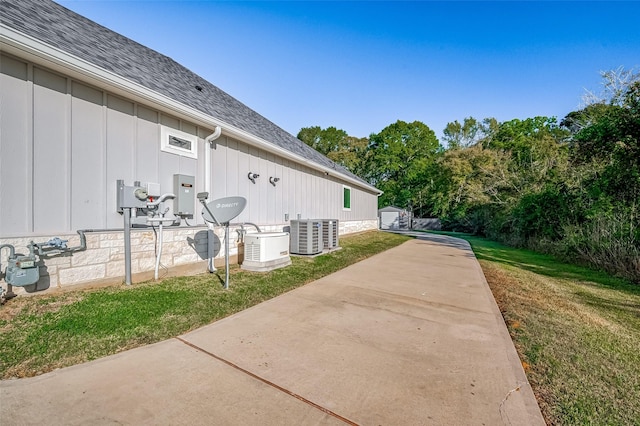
[385,230,477,257]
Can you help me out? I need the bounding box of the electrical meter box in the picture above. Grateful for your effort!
[173,174,195,218]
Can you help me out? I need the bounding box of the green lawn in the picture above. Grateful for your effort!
[446,233,640,425]
[4,228,639,424]
[0,230,410,379]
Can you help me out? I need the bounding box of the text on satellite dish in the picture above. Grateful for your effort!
[217,202,239,209]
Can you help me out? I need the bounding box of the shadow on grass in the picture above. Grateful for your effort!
[400,229,640,299]
[576,286,640,322]
[431,231,640,298]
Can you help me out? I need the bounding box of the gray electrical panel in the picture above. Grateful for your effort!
[173,174,195,218]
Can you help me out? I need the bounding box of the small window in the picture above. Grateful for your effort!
[160,125,198,159]
[343,185,351,211]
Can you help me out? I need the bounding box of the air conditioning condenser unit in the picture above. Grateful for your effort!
[290,220,322,255]
[241,232,291,272]
[322,219,339,249]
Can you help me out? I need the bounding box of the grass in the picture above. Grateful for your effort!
[0,230,410,379]
[438,232,640,425]
[5,228,639,424]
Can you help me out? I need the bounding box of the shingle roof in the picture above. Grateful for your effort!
[1,0,374,189]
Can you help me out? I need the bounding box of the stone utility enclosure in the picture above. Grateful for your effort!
[0,0,380,294]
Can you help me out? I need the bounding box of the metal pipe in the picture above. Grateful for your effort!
[198,194,220,273]
[156,220,163,280]
[199,200,220,226]
[0,244,17,300]
[146,193,175,208]
[234,222,261,233]
[74,230,87,252]
[32,230,88,257]
[0,244,16,259]
[6,284,15,300]
[123,207,132,285]
[202,202,220,272]
[224,224,230,290]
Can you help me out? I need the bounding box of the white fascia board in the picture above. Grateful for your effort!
[0,24,381,195]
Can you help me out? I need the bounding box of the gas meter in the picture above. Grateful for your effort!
[5,254,39,287]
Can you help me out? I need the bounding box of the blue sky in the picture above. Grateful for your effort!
[58,1,640,140]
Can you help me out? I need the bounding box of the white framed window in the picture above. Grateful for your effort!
[343,185,351,211]
[160,125,198,159]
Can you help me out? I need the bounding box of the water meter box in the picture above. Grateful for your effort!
[5,256,40,286]
[174,174,195,218]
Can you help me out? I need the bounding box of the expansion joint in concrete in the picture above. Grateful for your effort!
[175,337,359,425]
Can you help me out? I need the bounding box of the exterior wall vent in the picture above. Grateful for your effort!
[290,220,323,255]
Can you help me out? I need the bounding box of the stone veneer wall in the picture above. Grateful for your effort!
[339,219,378,235]
[2,219,378,294]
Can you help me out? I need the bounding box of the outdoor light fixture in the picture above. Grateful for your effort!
[269,176,280,186]
[248,172,259,184]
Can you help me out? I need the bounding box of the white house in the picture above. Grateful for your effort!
[0,0,381,293]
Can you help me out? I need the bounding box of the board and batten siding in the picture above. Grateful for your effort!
[208,135,377,225]
[0,54,378,238]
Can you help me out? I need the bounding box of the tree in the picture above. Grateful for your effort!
[484,117,569,193]
[366,120,440,209]
[581,66,640,108]
[562,68,640,134]
[442,117,498,150]
[568,80,640,206]
[426,146,517,233]
[297,126,369,175]
[429,115,571,237]
[443,117,480,149]
[297,126,348,156]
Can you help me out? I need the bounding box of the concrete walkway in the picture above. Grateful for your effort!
[1,233,544,425]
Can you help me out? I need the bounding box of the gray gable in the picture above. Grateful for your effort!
[1,0,372,188]
[378,206,406,213]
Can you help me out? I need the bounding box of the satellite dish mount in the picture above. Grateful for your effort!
[198,193,247,289]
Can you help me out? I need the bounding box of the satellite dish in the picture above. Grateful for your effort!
[201,196,246,225]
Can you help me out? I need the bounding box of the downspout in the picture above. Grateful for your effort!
[205,126,222,196]
[204,126,222,272]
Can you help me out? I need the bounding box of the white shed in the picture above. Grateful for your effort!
[378,206,409,230]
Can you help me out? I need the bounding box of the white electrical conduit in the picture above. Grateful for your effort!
[146,193,176,281]
[204,127,222,273]
[147,216,176,280]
